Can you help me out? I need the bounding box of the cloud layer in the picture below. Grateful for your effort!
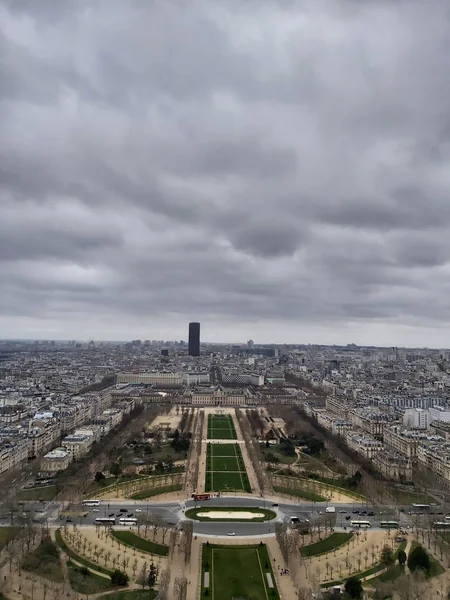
[2,0,450,345]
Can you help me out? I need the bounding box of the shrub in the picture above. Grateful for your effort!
[407,545,431,574]
[110,569,129,586]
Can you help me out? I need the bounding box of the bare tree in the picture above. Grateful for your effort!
[174,576,188,600]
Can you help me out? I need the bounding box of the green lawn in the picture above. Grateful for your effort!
[17,485,57,501]
[111,530,169,556]
[201,543,279,600]
[371,563,405,584]
[205,470,251,493]
[186,507,276,522]
[321,541,408,588]
[273,485,327,502]
[300,533,352,557]
[207,415,237,440]
[98,592,157,600]
[210,455,241,471]
[205,443,250,492]
[393,489,434,505]
[55,529,114,577]
[67,560,115,594]
[130,484,182,500]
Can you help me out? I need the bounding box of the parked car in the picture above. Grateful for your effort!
[367,511,375,516]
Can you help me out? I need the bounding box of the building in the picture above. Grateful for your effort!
[383,426,428,459]
[403,408,430,429]
[188,322,200,357]
[372,450,413,482]
[0,439,28,474]
[61,433,93,460]
[116,373,183,386]
[429,406,450,423]
[40,447,72,476]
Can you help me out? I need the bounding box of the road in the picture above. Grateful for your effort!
[11,495,424,537]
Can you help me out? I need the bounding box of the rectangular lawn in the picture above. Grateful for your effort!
[205,443,250,492]
[201,544,279,600]
[208,415,237,440]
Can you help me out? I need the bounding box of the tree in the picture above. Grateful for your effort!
[398,549,407,566]
[147,561,159,588]
[110,569,129,586]
[94,471,105,482]
[110,463,122,477]
[381,545,394,566]
[407,545,431,574]
[344,576,363,599]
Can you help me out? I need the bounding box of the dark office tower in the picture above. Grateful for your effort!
[188,322,200,356]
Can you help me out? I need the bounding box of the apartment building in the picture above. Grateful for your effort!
[417,440,450,482]
[402,408,430,429]
[0,439,28,474]
[40,447,72,476]
[344,431,383,460]
[90,409,123,436]
[372,450,413,482]
[429,420,450,441]
[383,426,428,459]
[61,433,93,460]
[429,406,450,423]
[325,397,350,418]
[27,420,60,459]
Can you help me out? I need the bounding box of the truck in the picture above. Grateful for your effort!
[326,506,336,513]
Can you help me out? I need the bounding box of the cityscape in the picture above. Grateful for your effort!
[2,0,450,599]
[0,328,450,598]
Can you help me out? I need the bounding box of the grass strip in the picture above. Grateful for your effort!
[320,541,408,588]
[111,530,169,556]
[130,483,182,500]
[300,533,352,557]
[273,485,327,502]
[67,560,115,594]
[55,529,113,577]
[97,592,157,600]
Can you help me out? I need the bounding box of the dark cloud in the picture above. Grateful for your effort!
[1,0,450,345]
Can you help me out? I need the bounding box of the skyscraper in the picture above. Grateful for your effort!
[188,322,200,356]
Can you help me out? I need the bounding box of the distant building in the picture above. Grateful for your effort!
[188,322,200,357]
[403,408,430,429]
[40,447,71,476]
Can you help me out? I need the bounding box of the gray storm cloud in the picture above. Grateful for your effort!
[1,0,450,345]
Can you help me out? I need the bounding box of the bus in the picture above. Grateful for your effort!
[119,517,137,525]
[95,517,115,525]
[83,500,100,507]
[433,522,450,529]
[351,520,371,528]
[380,521,399,529]
[192,493,210,501]
[411,504,430,511]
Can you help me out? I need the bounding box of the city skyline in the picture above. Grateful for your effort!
[2,1,450,347]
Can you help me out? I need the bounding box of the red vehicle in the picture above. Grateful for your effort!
[192,493,211,501]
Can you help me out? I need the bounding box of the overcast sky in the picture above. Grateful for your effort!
[2,0,450,346]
